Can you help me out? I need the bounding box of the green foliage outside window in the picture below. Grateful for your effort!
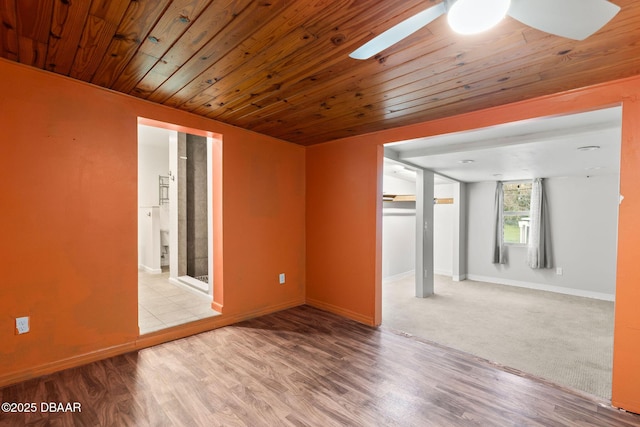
[503,182,531,244]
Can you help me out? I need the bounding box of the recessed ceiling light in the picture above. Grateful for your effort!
[577,145,601,151]
[586,166,603,171]
[459,159,475,164]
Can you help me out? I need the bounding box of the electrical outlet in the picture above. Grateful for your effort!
[556,267,563,276]
[16,316,29,334]
[279,273,285,284]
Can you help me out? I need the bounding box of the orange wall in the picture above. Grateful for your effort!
[306,76,640,412]
[0,59,305,385]
[306,140,383,324]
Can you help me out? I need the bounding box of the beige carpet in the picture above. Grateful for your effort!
[382,274,615,399]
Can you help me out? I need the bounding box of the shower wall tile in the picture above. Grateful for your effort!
[186,134,208,279]
[195,258,208,277]
[177,132,188,277]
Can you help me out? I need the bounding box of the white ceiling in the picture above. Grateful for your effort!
[384,106,622,183]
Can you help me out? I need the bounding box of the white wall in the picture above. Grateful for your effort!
[384,173,415,194]
[138,125,171,207]
[434,183,455,276]
[382,177,463,280]
[382,174,416,279]
[466,175,619,299]
[138,125,171,268]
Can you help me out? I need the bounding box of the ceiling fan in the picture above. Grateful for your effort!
[349,0,621,60]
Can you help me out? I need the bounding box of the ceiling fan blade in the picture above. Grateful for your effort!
[350,3,446,60]
[508,0,620,40]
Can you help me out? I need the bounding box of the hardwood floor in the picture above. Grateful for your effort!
[1,306,638,426]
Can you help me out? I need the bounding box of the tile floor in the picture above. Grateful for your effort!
[138,270,219,334]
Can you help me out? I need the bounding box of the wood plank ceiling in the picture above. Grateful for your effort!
[1,0,639,145]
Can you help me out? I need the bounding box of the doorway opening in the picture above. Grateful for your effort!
[380,106,621,400]
[137,120,221,334]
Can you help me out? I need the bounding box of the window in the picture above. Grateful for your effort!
[502,182,531,244]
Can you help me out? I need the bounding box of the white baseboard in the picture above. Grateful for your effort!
[434,269,453,277]
[385,270,466,282]
[139,264,162,274]
[383,270,415,283]
[466,274,615,301]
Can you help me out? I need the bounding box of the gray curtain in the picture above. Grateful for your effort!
[527,178,553,269]
[492,181,506,264]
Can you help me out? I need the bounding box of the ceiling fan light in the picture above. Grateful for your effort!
[448,0,511,35]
